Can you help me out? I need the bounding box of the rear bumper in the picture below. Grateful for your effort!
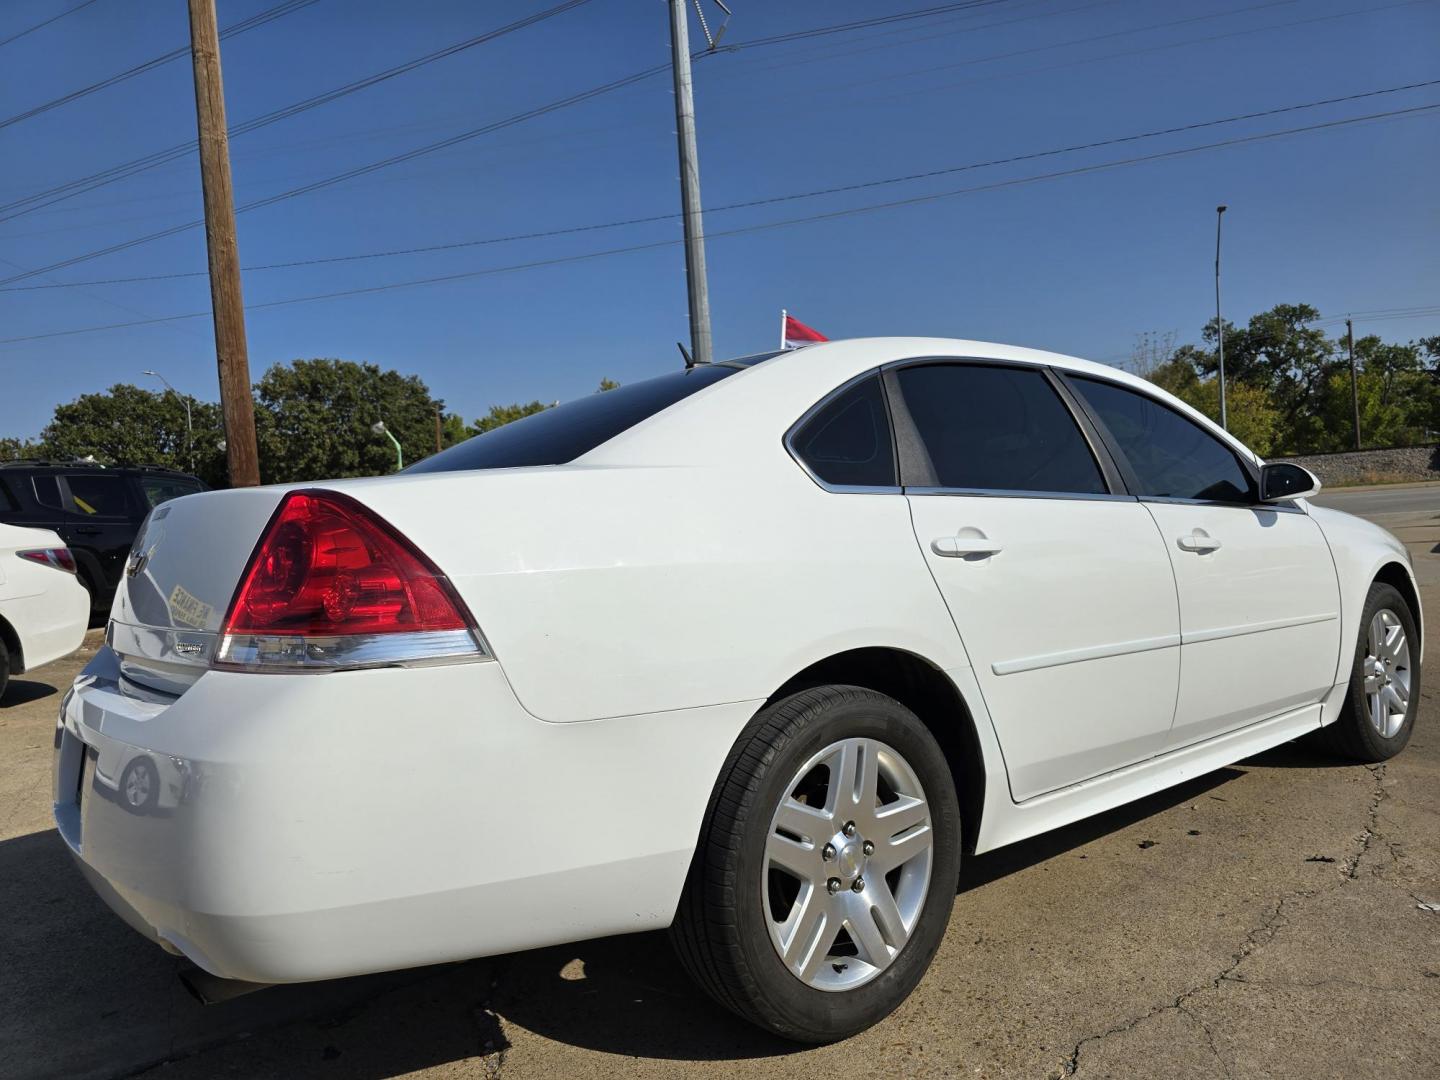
[54,646,758,984]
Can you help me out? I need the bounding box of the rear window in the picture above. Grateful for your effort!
[139,475,204,509]
[408,365,741,473]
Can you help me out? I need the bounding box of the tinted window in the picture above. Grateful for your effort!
[791,375,896,487]
[0,480,16,513]
[65,474,130,516]
[895,364,1106,493]
[408,366,740,473]
[139,475,203,509]
[1070,377,1254,503]
[31,475,63,510]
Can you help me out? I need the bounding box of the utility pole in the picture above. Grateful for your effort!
[1348,318,1361,451]
[668,0,713,365]
[1214,204,1228,431]
[187,0,259,487]
[434,404,442,454]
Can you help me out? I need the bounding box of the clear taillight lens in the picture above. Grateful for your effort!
[214,490,487,672]
[17,548,77,574]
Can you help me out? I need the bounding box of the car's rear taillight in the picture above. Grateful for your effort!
[214,490,488,672]
[17,548,77,574]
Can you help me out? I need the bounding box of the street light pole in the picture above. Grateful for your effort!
[1348,318,1361,451]
[143,370,194,472]
[1215,204,1228,431]
[371,421,403,472]
[668,0,713,365]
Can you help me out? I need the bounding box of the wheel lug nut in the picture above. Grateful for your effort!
[852,877,865,892]
[826,878,842,895]
[862,840,874,856]
[821,843,836,861]
[843,822,857,837]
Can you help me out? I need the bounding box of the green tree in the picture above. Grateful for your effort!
[0,436,47,462]
[254,359,446,482]
[467,379,620,436]
[35,384,227,485]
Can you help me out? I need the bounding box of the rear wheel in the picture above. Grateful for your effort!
[670,685,960,1043]
[0,637,9,701]
[1319,581,1420,762]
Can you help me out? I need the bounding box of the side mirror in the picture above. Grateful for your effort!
[1260,462,1321,502]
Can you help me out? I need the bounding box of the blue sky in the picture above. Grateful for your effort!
[1,0,1437,438]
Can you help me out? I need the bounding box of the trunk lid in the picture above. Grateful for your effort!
[109,486,285,696]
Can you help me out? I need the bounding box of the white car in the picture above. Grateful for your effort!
[1,521,88,700]
[54,339,1420,1041]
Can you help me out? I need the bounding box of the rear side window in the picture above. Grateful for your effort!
[894,364,1106,494]
[31,475,64,510]
[1070,377,1254,503]
[790,375,896,488]
[64,474,131,516]
[0,480,16,513]
[408,365,740,473]
[139,475,203,508]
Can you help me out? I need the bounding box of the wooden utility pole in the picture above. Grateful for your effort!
[434,405,442,454]
[187,0,259,487]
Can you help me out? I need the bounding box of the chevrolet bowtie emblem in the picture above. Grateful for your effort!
[126,548,150,578]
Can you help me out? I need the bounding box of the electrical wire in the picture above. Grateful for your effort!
[0,0,104,50]
[5,80,1436,292]
[0,0,321,134]
[3,99,1436,346]
[0,0,594,222]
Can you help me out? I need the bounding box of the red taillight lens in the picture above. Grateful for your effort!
[222,491,471,638]
[17,548,77,574]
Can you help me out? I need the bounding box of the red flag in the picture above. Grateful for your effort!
[783,313,828,350]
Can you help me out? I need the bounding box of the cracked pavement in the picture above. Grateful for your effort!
[1,491,1437,1079]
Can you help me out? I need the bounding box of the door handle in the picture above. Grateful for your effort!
[1176,530,1221,553]
[72,526,101,535]
[932,534,1003,558]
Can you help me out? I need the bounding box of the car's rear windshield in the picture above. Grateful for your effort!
[408,363,748,473]
[139,474,204,508]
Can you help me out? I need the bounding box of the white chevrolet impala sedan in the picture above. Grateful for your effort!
[56,338,1420,1042]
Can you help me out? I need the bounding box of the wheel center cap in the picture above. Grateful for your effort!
[834,839,865,880]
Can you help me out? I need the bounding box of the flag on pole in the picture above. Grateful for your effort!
[780,311,828,350]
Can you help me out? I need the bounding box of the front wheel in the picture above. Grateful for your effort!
[670,685,960,1043]
[1319,581,1421,762]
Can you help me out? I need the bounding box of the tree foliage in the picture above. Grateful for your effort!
[1135,304,1440,456]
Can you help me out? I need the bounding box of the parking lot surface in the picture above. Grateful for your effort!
[2,489,1438,1079]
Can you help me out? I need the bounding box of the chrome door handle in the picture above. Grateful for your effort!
[1176,531,1221,553]
[932,534,1003,558]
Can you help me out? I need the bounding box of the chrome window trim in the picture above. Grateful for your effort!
[783,367,903,494]
[905,487,1138,503]
[1138,495,1307,515]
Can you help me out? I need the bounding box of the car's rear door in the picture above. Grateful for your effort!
[57,472,140,598]
[1064,375,1341,749]
[895,360,1182,802]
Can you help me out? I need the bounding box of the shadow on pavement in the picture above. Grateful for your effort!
[0,681,58,710]
[0,740,1349,1076]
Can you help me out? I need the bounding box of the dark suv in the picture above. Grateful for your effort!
[0,462,205,611]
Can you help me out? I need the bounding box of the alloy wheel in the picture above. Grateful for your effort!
[1363,608,1411,739]
[763,737,934,991]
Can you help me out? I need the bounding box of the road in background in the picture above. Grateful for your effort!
[1315,481,1440,518]
[2,495,1438,1079]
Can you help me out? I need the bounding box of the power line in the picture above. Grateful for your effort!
[7,79,1437,292]
[4,99,1436,346]
[0,0,594,223]
[0,0,104,50]
[0,0,321,134]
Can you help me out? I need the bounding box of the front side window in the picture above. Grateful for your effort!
[1069,377,1254,503]
[790,375,896,488]
[894,364,1106,494]
[64,474,130,517]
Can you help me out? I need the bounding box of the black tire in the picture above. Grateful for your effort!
[1317,581,1421,763]
[120,757,160,813]
[0,638,9,702]
[670,685,961,1043]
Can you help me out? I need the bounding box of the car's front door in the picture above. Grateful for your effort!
[1065,375,1341,749]
[894,361,1182,802]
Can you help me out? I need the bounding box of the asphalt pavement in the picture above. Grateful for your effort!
[1,495,1438,1079]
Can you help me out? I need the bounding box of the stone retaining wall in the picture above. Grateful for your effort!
[1275,445,1440,487]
